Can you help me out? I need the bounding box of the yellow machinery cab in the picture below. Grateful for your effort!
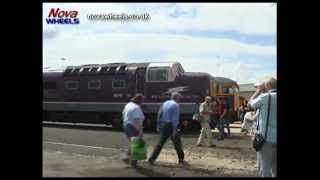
[211,77,241,122]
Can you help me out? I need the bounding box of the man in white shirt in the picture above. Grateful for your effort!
[197,96,216,147]
[122,93,145,168]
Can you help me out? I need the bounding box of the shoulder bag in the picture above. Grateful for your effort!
[253,93,271,152]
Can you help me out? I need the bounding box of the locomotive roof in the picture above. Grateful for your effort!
[63,62,180,71]
[72,62,178,68]
[43,67,66,72]
[215,77,239,88]
[43,62,179,75]
[148,62,178,67]
[182,72,214,78]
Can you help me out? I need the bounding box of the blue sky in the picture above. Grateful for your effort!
[43,3,277,84]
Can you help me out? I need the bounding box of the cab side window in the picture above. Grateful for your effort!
[223,88,229,94]
[147,68,168,81]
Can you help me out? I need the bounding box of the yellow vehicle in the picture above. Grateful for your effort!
[211,77,241,122]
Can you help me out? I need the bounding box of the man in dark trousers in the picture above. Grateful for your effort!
[216,97,229,141]
[148,92,187,165]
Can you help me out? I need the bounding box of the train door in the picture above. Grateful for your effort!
[135,68,146,95]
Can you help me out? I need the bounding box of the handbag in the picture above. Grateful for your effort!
[130,137,147,160]
[192,113,203,122]
[253,93,271,152]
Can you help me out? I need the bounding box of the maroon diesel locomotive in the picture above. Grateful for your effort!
[43,62,224,132]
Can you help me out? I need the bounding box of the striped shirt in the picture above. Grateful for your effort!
[249,90,277,144]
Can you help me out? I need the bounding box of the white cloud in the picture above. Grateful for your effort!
[43,31,276,83]
[138,3,277,35]
[42,3,276,83]
[180,58,258,84]
[43,32,275,64]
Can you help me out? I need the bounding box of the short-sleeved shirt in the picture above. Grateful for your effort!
[218,102,227,117]
[122,102,145,128]
[199,102,212,122]
[249,90,277,144]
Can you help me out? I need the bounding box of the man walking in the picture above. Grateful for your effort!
[197,96,216,147]
[148,92,187,165]
[216,97,228,140]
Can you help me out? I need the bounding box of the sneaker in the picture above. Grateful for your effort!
[223,133,228,138]
[178,160,190,166]
[122,158,129,164]
[131,161,138,168]
[217,137,224,141]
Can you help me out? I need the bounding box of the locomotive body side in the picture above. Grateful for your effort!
[43,62,212,131]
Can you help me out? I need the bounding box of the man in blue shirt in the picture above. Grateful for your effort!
[249,77,277,177]
[148,92,186,165]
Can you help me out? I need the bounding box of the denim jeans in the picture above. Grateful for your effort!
[217,117,231,136]
[149,122,184,162]
[258,142,277,177]
[123,123,139,138]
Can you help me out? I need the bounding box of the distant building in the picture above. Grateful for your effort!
[239,83,256,100]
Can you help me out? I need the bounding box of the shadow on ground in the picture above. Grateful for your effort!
[135,166,170,177]
[140,161,220,176]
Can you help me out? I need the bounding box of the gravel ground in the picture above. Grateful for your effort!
[43,125,259,177]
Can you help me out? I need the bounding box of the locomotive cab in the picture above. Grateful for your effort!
[146,62,184,82]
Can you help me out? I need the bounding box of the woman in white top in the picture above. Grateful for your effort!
[241,110,258,135]
[122,93,145,168]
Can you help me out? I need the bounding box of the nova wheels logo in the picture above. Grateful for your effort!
[46,8,80,25]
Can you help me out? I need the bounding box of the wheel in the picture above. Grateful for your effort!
[143,116,157,132]
[143,118,151,131]
[100,113,112,126]
[111,114,123,131]
[180,120,193,133]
